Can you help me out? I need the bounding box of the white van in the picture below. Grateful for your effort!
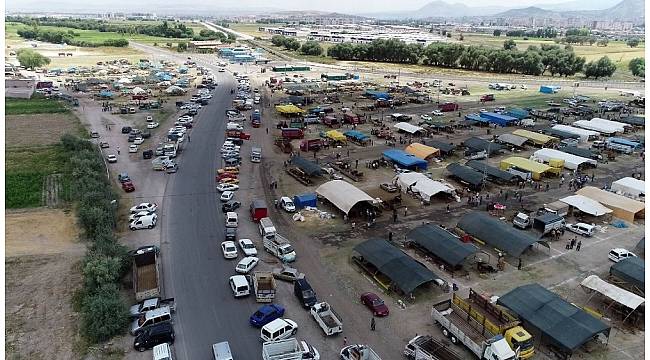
[131,306,172,335]
[153,343,173,360]
[258,217,277,239]
[566,223,595,237]
[260,318,298,342]
[225,212,238,228]
[212,341,233,360]
[608,248,637,262]
[229,275,250,297]
[130,214,158,231]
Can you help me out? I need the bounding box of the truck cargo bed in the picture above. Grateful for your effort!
[447,310,490,344]
[321,314,339,328]
[137,264,157,292]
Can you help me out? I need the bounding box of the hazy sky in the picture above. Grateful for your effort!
[7,0,585,14]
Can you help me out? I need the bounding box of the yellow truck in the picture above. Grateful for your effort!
[452,289,535,359]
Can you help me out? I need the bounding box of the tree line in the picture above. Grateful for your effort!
[271,35,323,56]
[16,27,129,47]
[194,29,235,43]
[629,57,644,77]
[9,16,194,39]
[495,27,558,39]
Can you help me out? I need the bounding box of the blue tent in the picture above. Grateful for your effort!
[99,90,114,98]
[364,90,391,100]
[540,85,560,94]
[293,193,317,209]
[479,112,518,127]
[505,108,529,120]
[383,149,428,170]
[464,113,486,124]
[343,130,369,141]
[608,137,641,148]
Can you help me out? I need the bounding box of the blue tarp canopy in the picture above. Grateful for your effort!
[343,130,369,141]
[464,113,485,124]
[540,85,560,94]
[608,137,641,148]
[383,149,428,170]
[293,193,317,208]
[505,108,529,120]
[364,90,391,100]
[99,90,113,98]
[479,112,518,126]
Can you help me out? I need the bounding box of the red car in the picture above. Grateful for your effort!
[121,180,135,192]
[360,292,389,317]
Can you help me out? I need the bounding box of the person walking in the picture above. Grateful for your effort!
[370,317,376,331]
[343,337,348,346]
[517,258,522,270]
[188,135,191,142]
[388,232,393,242]
[404,207,408,216]
[393,212,398,223]
[117,146,120,155]
[446,204,450,213]
[576,240,582,251]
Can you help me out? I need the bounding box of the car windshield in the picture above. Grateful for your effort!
[243,243,254,249]
[282,246,294,254]
[372,299,384,306]
[226,246,236,252]
[253,311,263,317]
[302,290,315,298]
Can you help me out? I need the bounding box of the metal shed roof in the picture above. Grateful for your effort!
[290,155,323,176]
[610,257,645,291]
[497,134,528,147]
[463,137,503,155]
[427,140,456,154]
[446,163,484,187]
[353,239,439,294]
[512,129,557,145]
[408,224,478,267]
[542,128,581,140]
[465,160,517,183]
[497,283,611,353]
[458,212,548,257]
[558,146,599,160]
[394,122,424,134]
[618,116,645,126]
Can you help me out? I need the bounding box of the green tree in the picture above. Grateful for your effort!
[596,39,609,47]
[83,254,123,291]
[81,285,129,343]
[16,49,50,69]
[300,41,323,56]
[283,38,301,51]
[629,57,645,77]
[177,41,188,52]
[493,29,501,37]
[584,56,616,78]
[626,38,640,47]
[503,39,517,50]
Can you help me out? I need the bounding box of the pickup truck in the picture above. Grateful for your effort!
[129,297,175,318]
[263,234,296,263]
[131,246,161,301]
[340,344,381,360]
[310,302,342,335]
[404,335,462,360]
[262,338,319,360]
[253,272,277,303]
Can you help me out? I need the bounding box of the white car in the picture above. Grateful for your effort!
[133,137,145,145]
[129,144,138,153]
[236,256,259,274]
[147,122,159,129]
[608,248,637,263]
[129,214,157,230]
[238,239,258,256]
[146,115,153,122]
[130,203,158,213]
[221,241,238,259]
[217,183,240,192]
[420,114,432,121]
[280,197,296,212]
[565,223,595,237]
[129,210,155,222]
[220,191,234,202]
[106,154,118,163]
[219,68,226,72]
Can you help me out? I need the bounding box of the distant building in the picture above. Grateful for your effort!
[5,79,35,99]
[188,40,224,52]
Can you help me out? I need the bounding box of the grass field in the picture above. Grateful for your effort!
[230,23,268,38]
[6,97,69,115]
[6,146,68,208]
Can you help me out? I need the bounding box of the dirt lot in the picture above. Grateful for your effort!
[5,209,85,360]
[5,113,83,149]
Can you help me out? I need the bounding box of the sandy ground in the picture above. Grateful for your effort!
[5,113,82,149]
[5,208,85,360]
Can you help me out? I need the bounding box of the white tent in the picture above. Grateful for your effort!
[581,275,645,314]
[394,122,424,134]
[165,85,186,94]
[117,77,133,84]
[132,87,146,94]
[315,180,374,215]
[559,195,612,216]
[393,173,454,201]
[573,120,620,135]
[590,118,630,131]
[533,148,597,170]
[552,125,598,142]
[611,177,645,199]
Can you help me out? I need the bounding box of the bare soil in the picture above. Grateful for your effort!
[5,209,85,360]
[5,113,82,149]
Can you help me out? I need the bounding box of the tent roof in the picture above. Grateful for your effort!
[552,124,599,137]
[512,129,557,145]
[463,137,503,154]
[559,195,613,216]
[611,177,645,197]
[290,155,323,176]
[446,163,484,187]
[558,146,599,160]
[608,137,640,147]
[609,257,645,291]
[383,150,428,169]
[458,212,547,257]
[405,143,440,160]
[533,148,597,170]
[325,130,346,141]
[466,160,517,183]
[275,104,305,114]
[573,120,620,134]
[408,224,478,267]
[353,239,439,294]
[580,275,644,310]
[315,180,374,215]
[343,130,369,140]
[427,140,456,153]
[543,127,581,140]
[576,187,645,214]
[497,134,528,147]
[394,173,454,200]
[394,122,424,134]
[497,283,611,353]
[590,117,630,130]
[618,116,645,126]
[501,157,552,174]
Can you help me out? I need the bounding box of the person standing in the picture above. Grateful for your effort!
[117,146,120,155]
[343,337,348,346]
[517,258,522,270]
[576,241,582,251]
[370,317,376,331]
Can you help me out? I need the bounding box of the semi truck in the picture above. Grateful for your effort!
[253,272,276,303]
[262,338,319,360]
[403,335,463,360]
[310,302,343,336]
[340,344,381,360]
[132,246,161,301]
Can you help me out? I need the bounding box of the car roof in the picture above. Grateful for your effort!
[230,275,248,286]
[239,238,252,243]
[239,256,257,264]
[226,211,237,217]
[362,292,379,300]
[296,278,311,288]
[222,241,235,246]
[280,196,292,202]
[263,318,290,331]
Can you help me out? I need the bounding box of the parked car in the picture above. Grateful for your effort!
[294,278,317,308]
[229,275,251,297]
[608,248,637,262]
[147,122,160,129]
[100,142,110,148]
[122,126,132,134]
[217,183,240,192]
[146,115,153,122]
[249,304,285,328]
[225,227,237,242]
[130,306,172,335]
[220,191,234,202]
[222,201,241,212]
[360,292,389,317]
[431,110,444,116]
[133,322,174,352]
[129,210,155,222]
[129,144,139,153]
[565,222,595,237]
[106,154,118,163]
[130,202,158,213]
[130,214,157,230]
[143,150,154,159]
[236,256,259,274]
[272,265,305,282]
[225,212,238,228]
[221,241,238,259]
[238,238,257,256]
[260,318,298,342]
[118,172,131,183]
[122,181,136,192]
[280,197,295,212]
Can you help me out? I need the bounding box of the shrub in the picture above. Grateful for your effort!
[83,254,124,291]
[81,284,129,342]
